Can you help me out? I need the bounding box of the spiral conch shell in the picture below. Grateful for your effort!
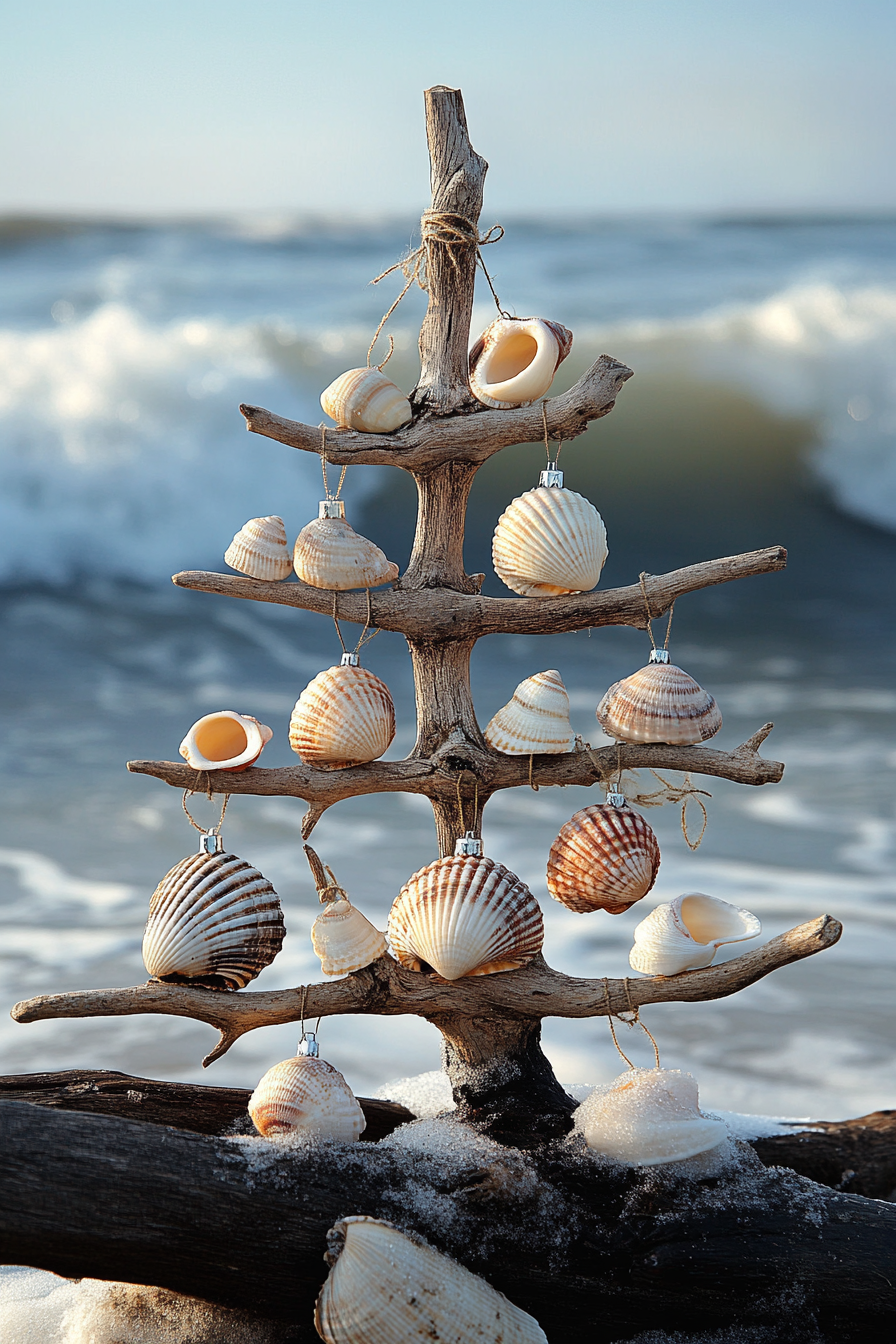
[574,1068,728,1166]
[306,845,387,977]
[315,1216,547,1344]
[468,316,573,409]
[546,798,660,914]
[388,853,544,980]
[293,503,399,590]
[224,515,292,581]
[248,1055,366,1142]
[629,892,761,977]
[492,480,608,597]
[289,657,395,770]
[321,367,412,433]
[179,711,272,773]
[484,669,575,755]
[596,650,721,745]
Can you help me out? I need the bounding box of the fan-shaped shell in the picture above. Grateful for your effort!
[321,367,412,433]
[484,669,575,755]
[629,892,761,976]
[573,1068,728,1166]
[248,1055,366,1141]
[388,854,543,981]
[293,516,399,591]
[179,711,273,773]
[597,661,722,745]
[315,1216,547,1344]
[312,898,387,977]
[546,802,660,914]
[224,515,292,581]
[289,664,395,769]
[142,851,284,990]
[469,316,573,410]
[492,486,608,597]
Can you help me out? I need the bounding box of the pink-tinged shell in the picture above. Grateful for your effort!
[293,516,399,591]
[248,1055,366,1141]
[597,663,722,745]
[320,367,412,433]
[387,854,544,981]
[224,515,292,581]
[492,486,608,597]
[312,898,387,977]
[289,664,395,769]
[547,803,660,914]
[484,669,575,755]
[469,317,573,409]
[629,892,761,976]
[573,1068,728,1166]
[179,711,273,773]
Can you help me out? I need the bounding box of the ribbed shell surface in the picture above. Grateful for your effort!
[315,1217,548,1344]
[597,662,722,745]
[293,516,399,591]
[484,669,575,755]
[289,664,395,769]
[142,851,284,990]
[224,515,293,581]
[547,804,660,914]
[468,316,573,410]
[248,1056,366,1141]
[492,487,608,597]
[387,854,543,980]
[320,367,412,433]
[629,893,761,976]
[312,898,388,976]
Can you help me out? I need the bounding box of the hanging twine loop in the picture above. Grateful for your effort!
[541,399,563,468]
[319,426,347,501]
[182,790,229,834]
[603,978,662,1069]
[455,772,480,836]
[639,573,674,651]
[332,587,380,659]
[629,769,711,851]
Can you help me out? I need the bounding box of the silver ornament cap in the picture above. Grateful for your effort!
[340,651,359,667]
[199,831,224,855]
[605,791,627,808]
[454,832,483,857]
[648,648,670,665]
[539,467,564,489]
[319,499,346,520]
[297,1032,320,1058]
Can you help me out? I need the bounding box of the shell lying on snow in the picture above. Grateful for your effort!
[469,316,572,409]
[321,367,412,434]
[289,659,395,770]
[484,669,575,755]
[492,481,608,597]
[629,892,761,976]
[249,1055,366,1141]
[596,650,721,745]
[293,507,399,590]
[546,798,660,914]
[224,515,293,581]
[179,711,273,773]
[574,1068,728,1166]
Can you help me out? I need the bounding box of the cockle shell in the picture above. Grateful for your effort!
[142,850,285,990]
[629,892,761,977]
[492,486,608,597]
[179,711,273,773]
[315,1216,547,1344]
[248,1055,366,1141]
[312,899,388,977]
[388,854,544,980]
[289,663,395,769]
[321,367,412,433]
[573,1068,728,1166]
[484,669,575,755]
[224,515,292,581]
[546,802,660,914]
[596,658,722,745]
[293,515,399,590]
[468,316,573,409]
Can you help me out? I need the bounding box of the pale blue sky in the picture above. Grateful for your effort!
[2,0,894,214]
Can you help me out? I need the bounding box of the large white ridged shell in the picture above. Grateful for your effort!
[630,893,761,977]
[293,516,399,591]
[597,662,722,745]
[492,487,608,597]
[546,802,660,914]
[142,851,285,990]
[248,1056,366,1141]
[484,669,575,755]
[315,1216,548,1344]
[468,316,573,409]
[321,367,412,433]
[224,515,293,581]
[388,854,544,981]
[179,711,273,773]
[289,664,395,769]
[573,1068,728,1166]
[312,898,387,977]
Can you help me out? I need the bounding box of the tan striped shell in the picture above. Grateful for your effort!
[289,664,395,769]
[321,367,412,433]
[484,669,575,755]
[312,898,387,977]
[468,316,573,410]
[293,516,399,591]
[224,515,293,581]
[597,662,722,745]
[248,1055,366,1141]
[388,854,544,981]
[492,486,608,596]
[546,803,660,914]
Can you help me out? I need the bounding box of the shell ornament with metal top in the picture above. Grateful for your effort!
[492,472,608,597]
[484,669,575,755]
[629,892,761,977]
[321,367,412,433]
[597,648,722,745]
[468,315,573,409]
[574,1068,728,1166]
[248,1051,366,1142]
[293,500,399,591]
[289,654,395,770]
[306,844,387,977]
[315,1216,548,1344]
[224,515,293,581]
[179,711,273,773]
[547,796,660,914]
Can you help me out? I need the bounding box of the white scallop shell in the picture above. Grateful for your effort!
[596,662,722,745]
[315,1216,547,1344]
[573,1068,728,1166]
[388,854,544,981]
[248,1055,366,1142]
[293,516,399,591]
[468,316,573,409]
[312,898,387,977]
[321,368,412,433]
[546,802,660,914]
[179,711,273,773]
[289,664,395,769]
[484,669,575,755]
[492,486,608,597]
[224,515,292,581]
[629,893,761,977]
[142,851,285,990]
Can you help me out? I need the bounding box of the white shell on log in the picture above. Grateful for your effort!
[315,1216,548,1344]
[224,515,293,581]
[312,898,387,977]
[468,316,573,409]
[629,892,761,977]
[573,1068,728,1166]
[596,660,721,745]
[484,669,575,755]
[179,711,273,773]
[293,516,399,591]
[142,851,285,990]
[387,854,544,980]
[321,367,412,433]
[492,486,608,597]
[248,1055,366,1141]
[546,802,660,914]
[289,663,395,769]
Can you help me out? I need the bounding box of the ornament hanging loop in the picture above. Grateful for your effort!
[182,790,229,852]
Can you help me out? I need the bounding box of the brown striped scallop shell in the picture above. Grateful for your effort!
[597,661,722,745]
[249,1055,366,1141]
[289,663,395,769]
[484,669,575,755]
[547,803,660,914]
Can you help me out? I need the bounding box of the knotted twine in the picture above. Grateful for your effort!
[603,977,662,1070]
[574,737,710,851]
[182,789,229,832]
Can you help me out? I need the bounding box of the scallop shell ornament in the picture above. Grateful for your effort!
[321,367,412,433]
[573,1068,728,1166]
[469,316,573,409]
[306,845,387,977]
[492,471,608,597]
[293,500,399,590]
[316,1216,548,1344]
[224,515,292,581]
[597,648,722,745]
[289,653,395,770]
[546,794,660,914]
[484,669,575,755]
[179,711,273,773]
[629,892,761,977]
[248,1043,366,1142]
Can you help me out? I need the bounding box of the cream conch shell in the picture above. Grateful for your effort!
[596,651,721,745]
[573,1068,728,1166]
[179,711,273,773]
[492,480,608,597]
[468,316,572,409]
[315,1216,548,1344]
[293,504,399,591]
[321,367,412,433]
[289,658,395,770]
[546,798,660,914]
[248,1055,366,1142]
[629,892,761,976]
[306,844,387,977]
[224,515,293,581]
[484,669,575,755]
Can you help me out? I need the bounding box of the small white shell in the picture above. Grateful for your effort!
[469,316,573,409]
[321,368,412,434]
[629,893,761,977]
[248,1055,366,1141]
[492,486,608,597]
[312,898,387,977]
[597,661,721,745]
[315,1216,547,1344]
[224,515,292,581]
[289,664,395,769]
[293,516,399,591]
[179,711,272,773]
[484,669,575,755]
[573,1068,728,1166]
[546,802,660,914]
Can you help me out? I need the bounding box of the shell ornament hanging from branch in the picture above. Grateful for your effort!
[492,468,608,597]
[224,515,293,581]
[321,367,412,433]
[179,711,273,773]
[629,892,761,976]
[248,1035,366,1142]
[468,316,572,409]
[484,668,575,755]
[546,793,660,914]
[574,1068,728,1166]
[293,499,399,591]
[289,653,396,770]
[597,648,722,745]
[305,844,387,977]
